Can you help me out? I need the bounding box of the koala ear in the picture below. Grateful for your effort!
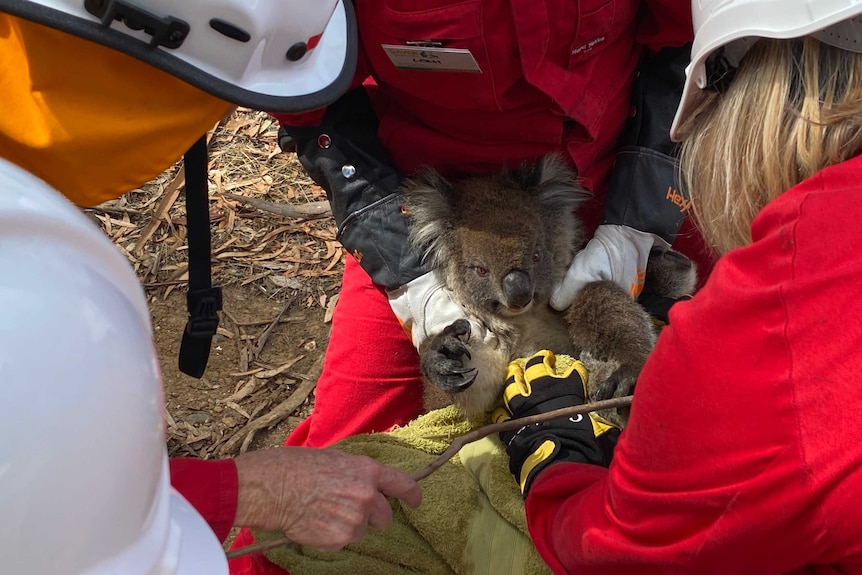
[534,154,591,210]
[509,154,590,211]
[401,167,457,267]
[509,160,544,190]
[533,154,590,259]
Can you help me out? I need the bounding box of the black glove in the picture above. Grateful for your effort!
[278,88,425,290]
[494,351,619,495]
[603,44,692,244]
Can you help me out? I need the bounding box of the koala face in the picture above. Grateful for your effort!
[402,154,589,323]
[449,194,558,317]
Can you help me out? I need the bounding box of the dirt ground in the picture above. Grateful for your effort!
[90,109,343,459]
[152,281,335,457]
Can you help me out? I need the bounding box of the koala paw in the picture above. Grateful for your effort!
[421,319,478,392]
[592,366,638,427]
[578,352,637,428]
[591,365,635,401]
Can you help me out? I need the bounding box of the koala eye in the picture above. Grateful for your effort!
[471,265,489,277]
[532,251,542,263]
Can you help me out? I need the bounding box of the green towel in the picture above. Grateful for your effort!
[253,406,551,575]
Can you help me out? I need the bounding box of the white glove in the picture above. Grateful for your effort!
[387,271,496,350]
[550,224,670,311]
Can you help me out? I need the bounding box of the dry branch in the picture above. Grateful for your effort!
[231,316,305,328]
[134,164,186,254]
[225,192,331,219]
[86,204,145,217]
[253,301,291,360]
[217,377,316,456]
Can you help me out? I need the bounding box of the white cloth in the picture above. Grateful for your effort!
[550,224,670,310]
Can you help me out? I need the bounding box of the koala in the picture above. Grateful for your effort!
[401,154,696,427]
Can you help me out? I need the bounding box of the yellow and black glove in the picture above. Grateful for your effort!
[493,350,620,495]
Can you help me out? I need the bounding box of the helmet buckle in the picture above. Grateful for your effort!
[84,0,189,49]
[185,288,223,339]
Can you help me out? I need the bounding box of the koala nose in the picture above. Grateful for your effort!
[502,270,533,308]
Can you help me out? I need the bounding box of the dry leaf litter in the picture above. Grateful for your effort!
[87,109,345,459]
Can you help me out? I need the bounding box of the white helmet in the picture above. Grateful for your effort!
[2,0,358,113]
[0,157,227,575]
[671,0,862,140]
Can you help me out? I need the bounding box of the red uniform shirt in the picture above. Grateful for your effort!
[170,458,239,543]
[525,154,862,574]
[275,0,693,226]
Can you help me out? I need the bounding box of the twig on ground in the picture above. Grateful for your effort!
[86,204,145,217]
[252,301,291,360]
[231,316,305,328]
[142,280,192,288]
[224,395,633,560]
[225,192,331,219]
[134,165,186,254]
[134,120,222,254]
[217,377,316,456]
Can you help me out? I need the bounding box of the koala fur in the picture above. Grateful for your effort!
[401,154,696,427]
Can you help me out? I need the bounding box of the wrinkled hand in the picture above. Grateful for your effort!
[551,224,670,310]
[233,447,422,551]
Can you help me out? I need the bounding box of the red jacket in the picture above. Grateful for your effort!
[525,153,862,574]
[170,458,238,543]
[275,0,692,217]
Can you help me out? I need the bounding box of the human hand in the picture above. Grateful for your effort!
[550,224,670,310]
[492,351,614,494]
[233,447,422,551]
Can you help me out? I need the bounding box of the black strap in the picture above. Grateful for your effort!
[178,135,222,378]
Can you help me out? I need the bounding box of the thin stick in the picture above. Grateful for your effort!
[85,204,144,217]
[412,395,632,480]
[231,316,304,328]
[134,119,222,254]
[226,537,296,560]
[217,378,316,457]
[252,301,291,360]
[142,280,190,288]
[225,193,331,219]
[224,395,632,561]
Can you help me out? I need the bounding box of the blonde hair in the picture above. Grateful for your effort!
[678,37,862,255]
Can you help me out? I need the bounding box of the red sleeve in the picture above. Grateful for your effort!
[522,193,830,574]
[170,457,239,543]
[636,0,693,52]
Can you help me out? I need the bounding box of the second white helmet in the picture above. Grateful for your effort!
[0,158,227,575]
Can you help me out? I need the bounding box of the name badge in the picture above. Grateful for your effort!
[382,45,482,73]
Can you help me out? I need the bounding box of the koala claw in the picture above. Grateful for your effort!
[425,362,477,392]
[452,367,479,392]
[448,367,478,391]
[421,319,478,392]
[449,366,476,375]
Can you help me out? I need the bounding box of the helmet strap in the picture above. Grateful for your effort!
[179,135,222,378]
